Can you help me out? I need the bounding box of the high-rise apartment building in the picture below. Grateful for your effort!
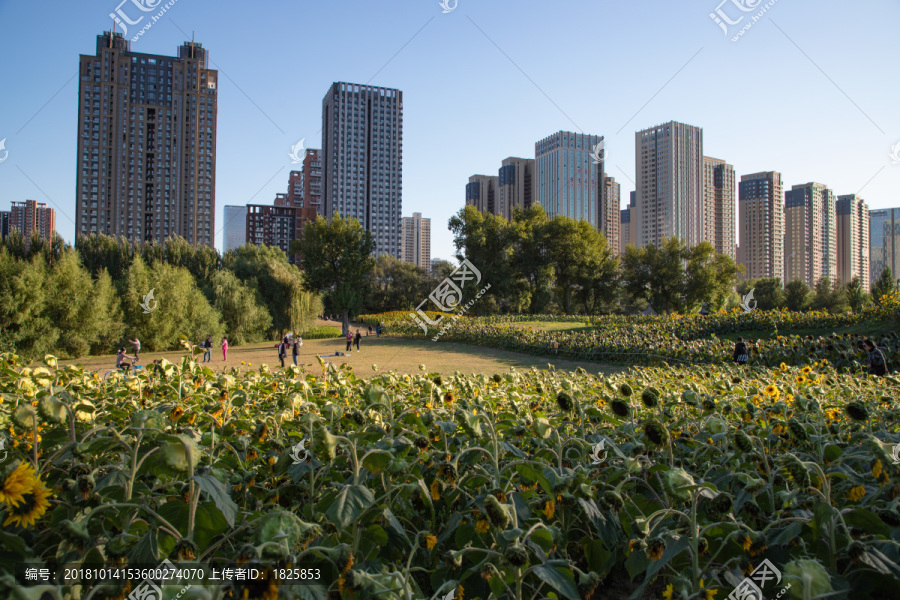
[466,175,499,215]
[603,176,620,252]
[322,82,402,257]
[702,157,736,260]
[738,172,784,281]
[2,200,56,245]
[620,191,637,254]
[784,182,836,287]
[223,206,247,253]
[869,207,900,285]
[498,157,534,220]
[535,131,605,229]
[635,121,703,248]
[246,204,296,258]
[401,212,431,269]
[76,31,217,245]
[835,195,869,285]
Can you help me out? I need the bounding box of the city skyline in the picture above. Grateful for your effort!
[0,1,898,263]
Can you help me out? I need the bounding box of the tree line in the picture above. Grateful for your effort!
[0,230,321,358]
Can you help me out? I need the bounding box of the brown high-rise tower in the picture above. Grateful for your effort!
[76,31,218,245]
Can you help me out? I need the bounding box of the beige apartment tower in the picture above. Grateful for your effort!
[466,175,499,216]
[738,172,784,281]
[76,32,218,245]
[620,192,637,254]
[498,157,534,220]
[603,176,621,252]
[636,121,704,248]
[702,157,736,260]
[401,212,431,269]
[784,182,837,287]
[836,195,869,285]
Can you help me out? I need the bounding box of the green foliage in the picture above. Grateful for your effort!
[622,238,739,314]
[367,255,438,313]
[872,267,897,305]
[737,278,786,311]
[784,280,812,312]
[845,276,872,314]
[303,326,343,339]
[296,214,375,333]
[122,257,224,352]
[209,270,271,346]
[811,277,849,314]
[449,206,517,312]
[0,250,51,356]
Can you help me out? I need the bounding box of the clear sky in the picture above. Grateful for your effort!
[1,0,898,262]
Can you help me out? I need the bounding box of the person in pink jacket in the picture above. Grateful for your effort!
[222,337,229,361]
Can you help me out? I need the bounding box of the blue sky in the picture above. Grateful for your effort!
[0,0,898,262]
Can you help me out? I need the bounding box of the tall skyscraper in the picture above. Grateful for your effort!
[635,121,703,248]
[535,131,605,228]
[620,191,637,254]
[784,182,836,287]
[76,31,217,245]
[738,172,784,281]
[222,206,247,252]
[246,203,296,258]
[401,212,431,269]
[702,157,736,260]
[836,195,869,285]
[2,200,56,245]
[869,207,900,285]
[466,175,499,215]
[498,157,534,220]
[603,176,621,252]
[322,82,403,257]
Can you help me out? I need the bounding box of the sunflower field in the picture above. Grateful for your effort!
[0,344,899,600]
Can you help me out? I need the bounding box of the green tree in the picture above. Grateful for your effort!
[294,214,375,335]
[621,238,738,314]
[784,279,812,312]
[872,267,896,306]
[122,257,224,351]
[210,270,272,346]
[736,278,785,311]
[448,206,514,313]
[845,276,871,314]
[0,250,50,357]
[510,206,554,314]
[43,249,124,358]
[368,255,437,313]
[811,277,848,313]
[76,233,135,281]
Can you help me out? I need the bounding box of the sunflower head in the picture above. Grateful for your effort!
[643,421,669,446]
[611,398,631,418]
[645,537,666,561]
[846,401,870,422]
[619,383,633,397]
[641,388,659,408]
[556,392,575,413]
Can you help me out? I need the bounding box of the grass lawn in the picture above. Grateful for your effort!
[715,319,897,342]
[63,332,623,378]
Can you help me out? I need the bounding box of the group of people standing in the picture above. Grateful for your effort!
[733,336,889,376]
[200,336,229,362]
[277,335,303,367]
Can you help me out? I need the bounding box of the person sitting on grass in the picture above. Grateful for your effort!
[864,339,888,376]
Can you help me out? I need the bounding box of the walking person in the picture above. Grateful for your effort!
[864,339,888,376]
[367,325,373,337]
[734,337,750,365]
[128,337,141,361]
[292,337,302,366]
[203,336,212,363]
[222,337,229,362]
[354,329,361,352]
[277,340,286,368]
[346,330,353,353]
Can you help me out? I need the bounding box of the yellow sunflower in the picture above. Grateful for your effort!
[662,583,674,600]
[763,385,780,399]
[0,462,37,507]
[3,473,51,528]
[847,485,866,502]
[425,534,438,551]
[475,517,490,534]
